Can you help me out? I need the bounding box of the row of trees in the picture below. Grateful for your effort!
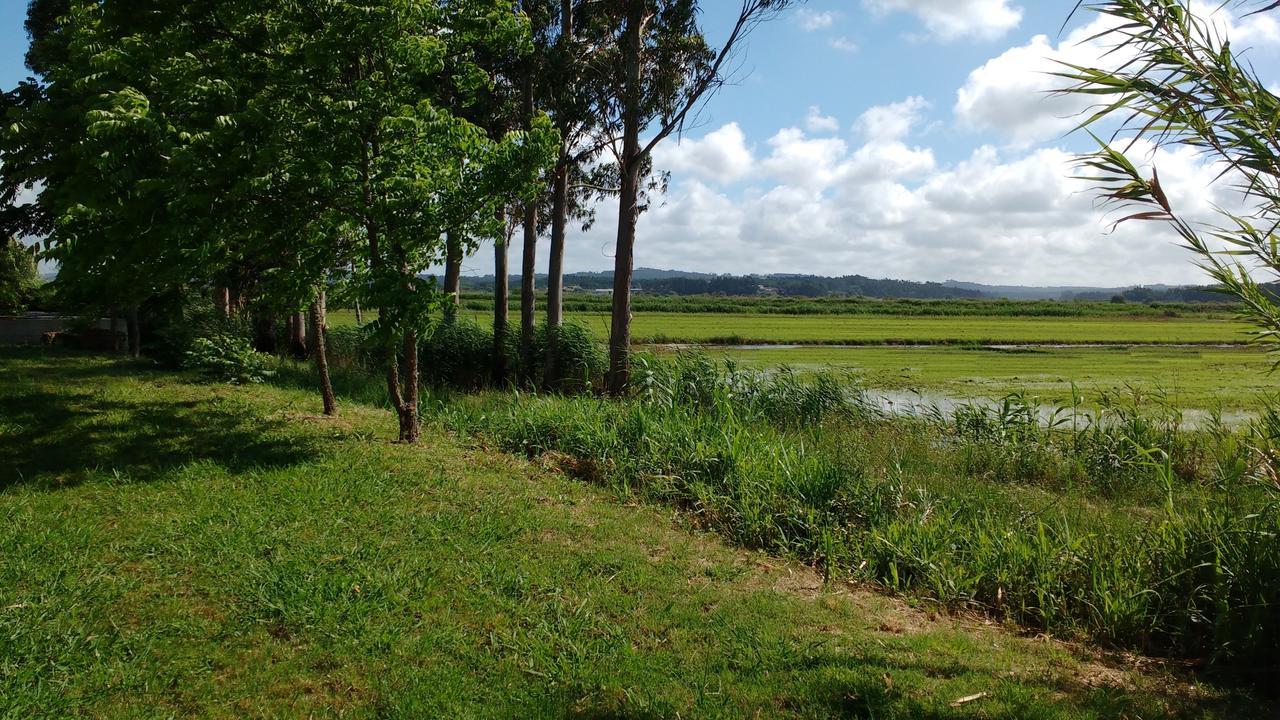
[0,0,799,442]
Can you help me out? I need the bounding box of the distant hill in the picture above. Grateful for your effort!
[453,268,1242,303]
[460,268,981,299]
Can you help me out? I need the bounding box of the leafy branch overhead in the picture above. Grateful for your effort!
[1060,0,1280,356]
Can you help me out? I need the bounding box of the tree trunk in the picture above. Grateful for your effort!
[520,204,538,386]
[109,311,122,354]
[126,306,141,358]
[253,310,278,354]
[309,292,337,417]
[493,233,510,386]
[213,287,231,317]
[518,3,541,387]
[544,0,574,388]
[444,229,463,321]
[398,330,420,443]
[608,1,645,397]
[288,310,308,360]
[545,161,568,386]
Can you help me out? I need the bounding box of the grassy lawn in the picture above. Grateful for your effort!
[0,347,1259,718]
[708,345,1274,411]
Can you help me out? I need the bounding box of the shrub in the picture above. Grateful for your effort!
[325,325,377,372]
[421,319,496,389]
[150,293,254,367]
[539,321,607,392]
[0,235,40,314]
[183,334,275,384]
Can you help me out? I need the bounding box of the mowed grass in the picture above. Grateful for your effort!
[331,309,1251,345]
[0,348,1258,718]
[710,345,1274,411]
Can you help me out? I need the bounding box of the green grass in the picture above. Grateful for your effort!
[708,345,1273,411]
[454,292,1241,318]
[0,347,1262,718]
[331,309,1252,346]
[329,308,1267,410]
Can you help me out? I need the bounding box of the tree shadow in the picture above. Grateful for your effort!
[746,644,1260,720]
[0,350,321,491]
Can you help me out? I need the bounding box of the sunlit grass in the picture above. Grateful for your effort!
[3,347,1256,717]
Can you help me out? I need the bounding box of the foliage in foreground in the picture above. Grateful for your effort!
[1063,0,1280,359]
[435,353,1280,671]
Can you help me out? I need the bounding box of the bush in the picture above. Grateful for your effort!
[0,235,41,315]
[183,334,275,384]
[421,319,497,390]
[539,321,607,392]
[416,319,607,394]
[325,325,377,372]
[150,292,254,367]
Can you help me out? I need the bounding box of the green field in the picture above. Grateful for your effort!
[330,307,1265,410]
[333,308,1253,345]
[4,348,1255,718]
[708,345,1273,410]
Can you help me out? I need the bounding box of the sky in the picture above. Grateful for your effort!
[4,1,1280,286]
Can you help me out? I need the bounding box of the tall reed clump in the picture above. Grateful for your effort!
[434,351,1279,671]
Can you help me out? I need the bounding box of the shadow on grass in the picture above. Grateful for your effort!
[0,347,322,490]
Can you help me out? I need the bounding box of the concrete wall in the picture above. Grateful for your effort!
[0,313,117,346]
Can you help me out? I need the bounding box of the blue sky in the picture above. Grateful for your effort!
[5,1,1280,285]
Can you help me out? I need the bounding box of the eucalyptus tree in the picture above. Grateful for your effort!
[1061,0,1280,357]
[592,0,802,395]
[536,0,619,385]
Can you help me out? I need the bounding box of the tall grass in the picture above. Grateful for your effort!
[430,353,1280,671]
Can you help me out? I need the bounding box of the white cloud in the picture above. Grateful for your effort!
[864,0,1023,41]
[856,96,930,142]
[760,127,849,188]
[829,36,859,53]
[796,9,838,31]
[956,3,1280,147]
[553,114,1241,286]
[652,122,755,184]
[805,106,840,134]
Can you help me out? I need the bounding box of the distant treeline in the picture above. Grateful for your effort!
[456,270,1265,303]
[455,293,1237,318]
[459,272,980,299]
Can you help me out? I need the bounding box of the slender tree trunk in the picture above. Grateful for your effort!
[126,306,140,358]
[309,292,337,416]
[545,162,568,386]
[493,231,510,386]
[608,165,641,397]
[109,310,122,354]
[354,300,363,325]
[520,204,538,385]
[214,287,231,317]
[519,2,541,386]
[361,125,418,442]
[608,1,645,397]
[288,310,308,360]
[399,330,420,443]
[444,229,463,321]
[545,0,574,388]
